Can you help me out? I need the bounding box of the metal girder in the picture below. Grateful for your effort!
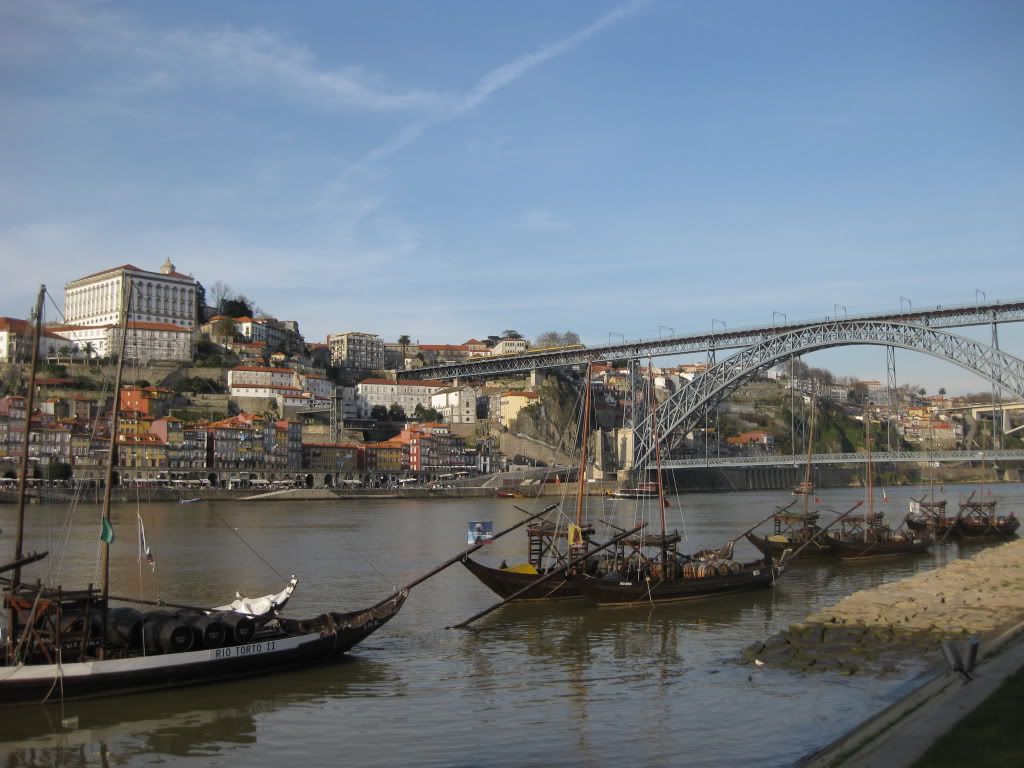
[663,449,1024,470]
[634,320,1024,470]
[404,298,1024,381]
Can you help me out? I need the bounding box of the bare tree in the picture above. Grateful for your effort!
[209,281,232,314]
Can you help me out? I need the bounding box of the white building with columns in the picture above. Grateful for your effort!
[64,260,199,332]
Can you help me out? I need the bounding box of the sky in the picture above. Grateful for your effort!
[2,0,1023,394]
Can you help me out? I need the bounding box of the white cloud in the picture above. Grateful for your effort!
[350,0,649,170]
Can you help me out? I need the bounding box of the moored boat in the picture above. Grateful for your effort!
[956,498,1020,539]
[1,285,407,706]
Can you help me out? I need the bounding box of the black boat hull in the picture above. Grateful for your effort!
[572,562,779,606]
[746,532,836,561]
[0,592,407,706]
[830,536,931,559]
[956,517,1020,539]
[461,557,584,600]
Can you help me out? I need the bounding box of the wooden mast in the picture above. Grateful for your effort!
[864,415,873,543]
[647,362,668,540]
[802,388,815,518]
[99,279,132,659]
[11,285,46,592]
[571,363,593,558]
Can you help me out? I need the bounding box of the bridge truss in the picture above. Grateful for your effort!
[404,298,1024,381]
[662,449,1024,470]
[633,320,1024,471]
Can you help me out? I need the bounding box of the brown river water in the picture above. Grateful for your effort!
[2,482,1021,766]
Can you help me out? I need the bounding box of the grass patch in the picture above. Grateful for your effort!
[913,665,1024,767]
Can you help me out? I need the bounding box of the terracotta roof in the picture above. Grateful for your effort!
[359,378,445,387]
[0,317,31,333]
[502,390,539,399]
[231,366,294,374]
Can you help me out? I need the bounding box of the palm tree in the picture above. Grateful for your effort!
[82,341,97,367]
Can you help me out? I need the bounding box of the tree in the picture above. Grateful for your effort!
[938,387,947,396]
[212,316,238,342]
[222,295,253,318]
[209,281,232,314]
[501,329,522,339]
[82,341,97,367]
[534,330,580,349]
[412,403,443,422]
[370,405,389,420]
[388,403,406,422]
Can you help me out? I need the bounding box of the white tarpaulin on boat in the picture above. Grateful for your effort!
[216,575,298,616]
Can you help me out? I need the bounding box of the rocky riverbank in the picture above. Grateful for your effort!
[744,539,1024,675]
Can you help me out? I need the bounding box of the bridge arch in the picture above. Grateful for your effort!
[633,320,1024,469]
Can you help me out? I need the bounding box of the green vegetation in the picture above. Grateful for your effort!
[912,664,1024,767]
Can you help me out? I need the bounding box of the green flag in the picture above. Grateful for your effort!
[100,516,114,544]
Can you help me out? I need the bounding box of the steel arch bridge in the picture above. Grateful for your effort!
[632,320,1024,471]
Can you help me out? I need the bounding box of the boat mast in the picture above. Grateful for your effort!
[573,363,593,533]
[802,388,815,518]
[99,279,132,659]
[11,286,46,594]
[647,362,668,538]
[864,415,873,543]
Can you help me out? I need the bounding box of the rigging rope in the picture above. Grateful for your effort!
[211,508,286,580]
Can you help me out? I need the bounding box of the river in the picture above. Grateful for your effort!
[2,482,1021,766]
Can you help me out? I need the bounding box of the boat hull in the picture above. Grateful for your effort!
[956,517,1020,539]
[746,532,836,561]
[572,562,779,606]
[0,592,407,706]
[830,536,931,560]
[461,557,585,600]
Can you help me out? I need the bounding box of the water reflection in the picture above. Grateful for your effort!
[1,657,394,764]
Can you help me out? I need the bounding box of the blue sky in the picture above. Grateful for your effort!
[2,0,1022,393]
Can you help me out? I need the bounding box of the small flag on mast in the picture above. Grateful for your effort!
[99,516,114,544]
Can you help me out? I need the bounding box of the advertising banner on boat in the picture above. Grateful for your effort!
[468,521,493,544]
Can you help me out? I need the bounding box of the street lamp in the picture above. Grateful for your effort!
[711,319,726,331]
[899,297,912,312]
[772,311,787,326]
[975,289,986,304]
[608,332,625,346]
[834,304,847,317]
[658,325,675,339]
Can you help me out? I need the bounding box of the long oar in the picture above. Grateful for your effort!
[778,500,863,566]
[448,522,647,630]
[368,504,558,610]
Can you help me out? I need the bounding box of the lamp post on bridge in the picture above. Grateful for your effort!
[976,289,986,304]
[772,311,787,327]
[900,296,912,312]
[834,304,847,318]
[658,325,675,339]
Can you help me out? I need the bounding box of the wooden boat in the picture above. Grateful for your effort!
[573,530,779,606]
[956,498,1020,539]
[829,417,931,560]
[461,519,596,600]
[747,509,837,561]
[905,497,956,537]
[2,285,406,706]
[574,363,781,606]
[749,400,836,561]
[462,364,600,601]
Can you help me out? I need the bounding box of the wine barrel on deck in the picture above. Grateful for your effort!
[143,610,195,654]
